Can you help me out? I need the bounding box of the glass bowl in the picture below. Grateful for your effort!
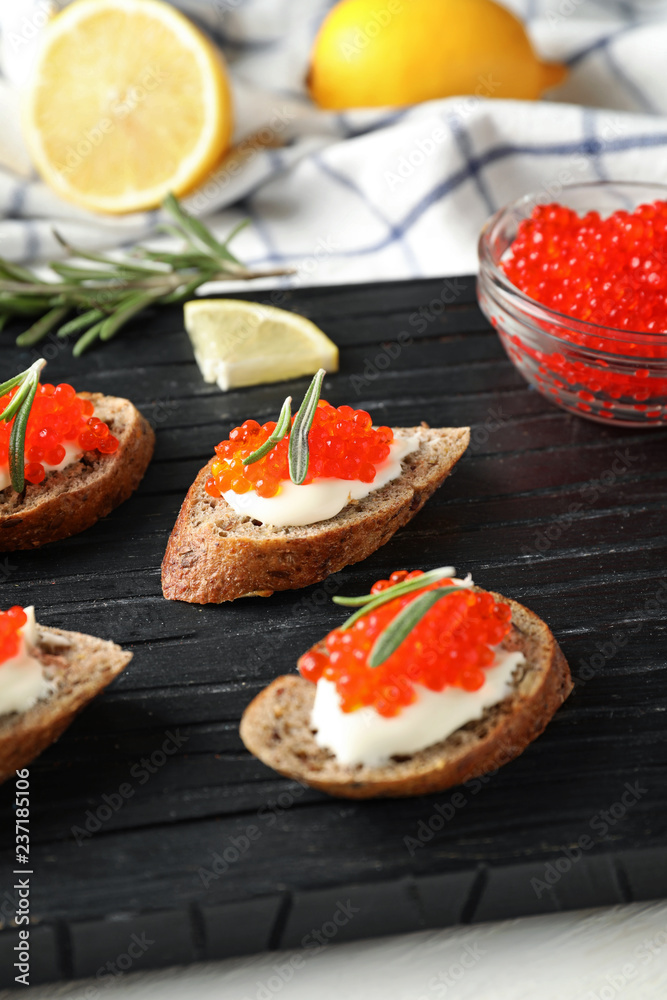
[477,181,667,427]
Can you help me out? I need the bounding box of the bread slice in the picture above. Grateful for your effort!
[0,625,131,783]
[162,425,470,603]
[240,592,573,799]
[0,392,155,551]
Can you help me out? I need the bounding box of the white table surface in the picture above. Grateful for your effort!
[11,901,667,1000]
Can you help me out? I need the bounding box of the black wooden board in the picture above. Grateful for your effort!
[1,276,667,987]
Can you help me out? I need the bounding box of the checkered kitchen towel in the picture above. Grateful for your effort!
[1,0,667,285]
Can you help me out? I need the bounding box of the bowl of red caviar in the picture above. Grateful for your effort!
[477,182,667,426]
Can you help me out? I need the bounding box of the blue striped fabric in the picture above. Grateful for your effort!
[1,0,667,285]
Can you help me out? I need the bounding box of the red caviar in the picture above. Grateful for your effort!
[298,570,512,717]
[0,382,119,487]
[503,200,667,331]
[498,200,667,419]
[204,400,393,499]
[0,606,28,665]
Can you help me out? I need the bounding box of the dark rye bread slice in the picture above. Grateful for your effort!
[0,625,131,783]
[240,593,573,799]
[0,392,154,550]
[162,425,469,603]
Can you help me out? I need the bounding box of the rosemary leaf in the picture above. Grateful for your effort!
[163,192,227,257]
[368,585,465,668]
[53,234,165,275]
[100,291,160,341]
[334,566,458,608]
[8,373,39,493]
[0,261,37,283]
[0,373,35,422]
[161,274,211,305]
[49,263,126,282]
[1,358,46,493]
[288,369,326,485]
[72,320,105,356]
[0,296,51,315]
[340,571,468,631]
[0,369,30,398]
[57,309,106,338]
[15,306,70,347]
[244,396,292,465]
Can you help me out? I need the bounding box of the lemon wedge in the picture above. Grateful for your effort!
[184,299,339,391]
[23,0,233,214]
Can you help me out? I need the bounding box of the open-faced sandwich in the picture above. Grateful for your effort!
[0,359,154,550]
[162,370,469,602]
[240,567,573,798]
[0,604,131,782]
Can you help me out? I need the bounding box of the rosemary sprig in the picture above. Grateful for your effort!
[338,569,467,632]
[244,395,292,465]
[0,358,46,492]
[368,585,464,668]
[334,566,457,609]
[2,194,292,356]
[240,369,327,483]
[288,369,326,485]
[329,568,473,667]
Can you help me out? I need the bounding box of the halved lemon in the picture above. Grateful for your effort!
[185,299,339,391]
[23,0,233,214]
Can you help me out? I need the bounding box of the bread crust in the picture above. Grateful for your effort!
[162,426,470,603]
[239,593,573,799]
[0,393,154,551]
[0,626,131,783]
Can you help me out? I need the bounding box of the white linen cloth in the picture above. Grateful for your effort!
[1,0,667,285]
[16,902,667,1000]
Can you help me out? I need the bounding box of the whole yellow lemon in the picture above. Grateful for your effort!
[308,0,566,110]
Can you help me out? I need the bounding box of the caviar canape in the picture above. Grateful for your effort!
[0,358,154,550]
[0,359,118,493]
[201,368,420,527]
[161,372,469,602]
[240,567,572,795]
[298,567,522,765]
[0,604,131,781]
